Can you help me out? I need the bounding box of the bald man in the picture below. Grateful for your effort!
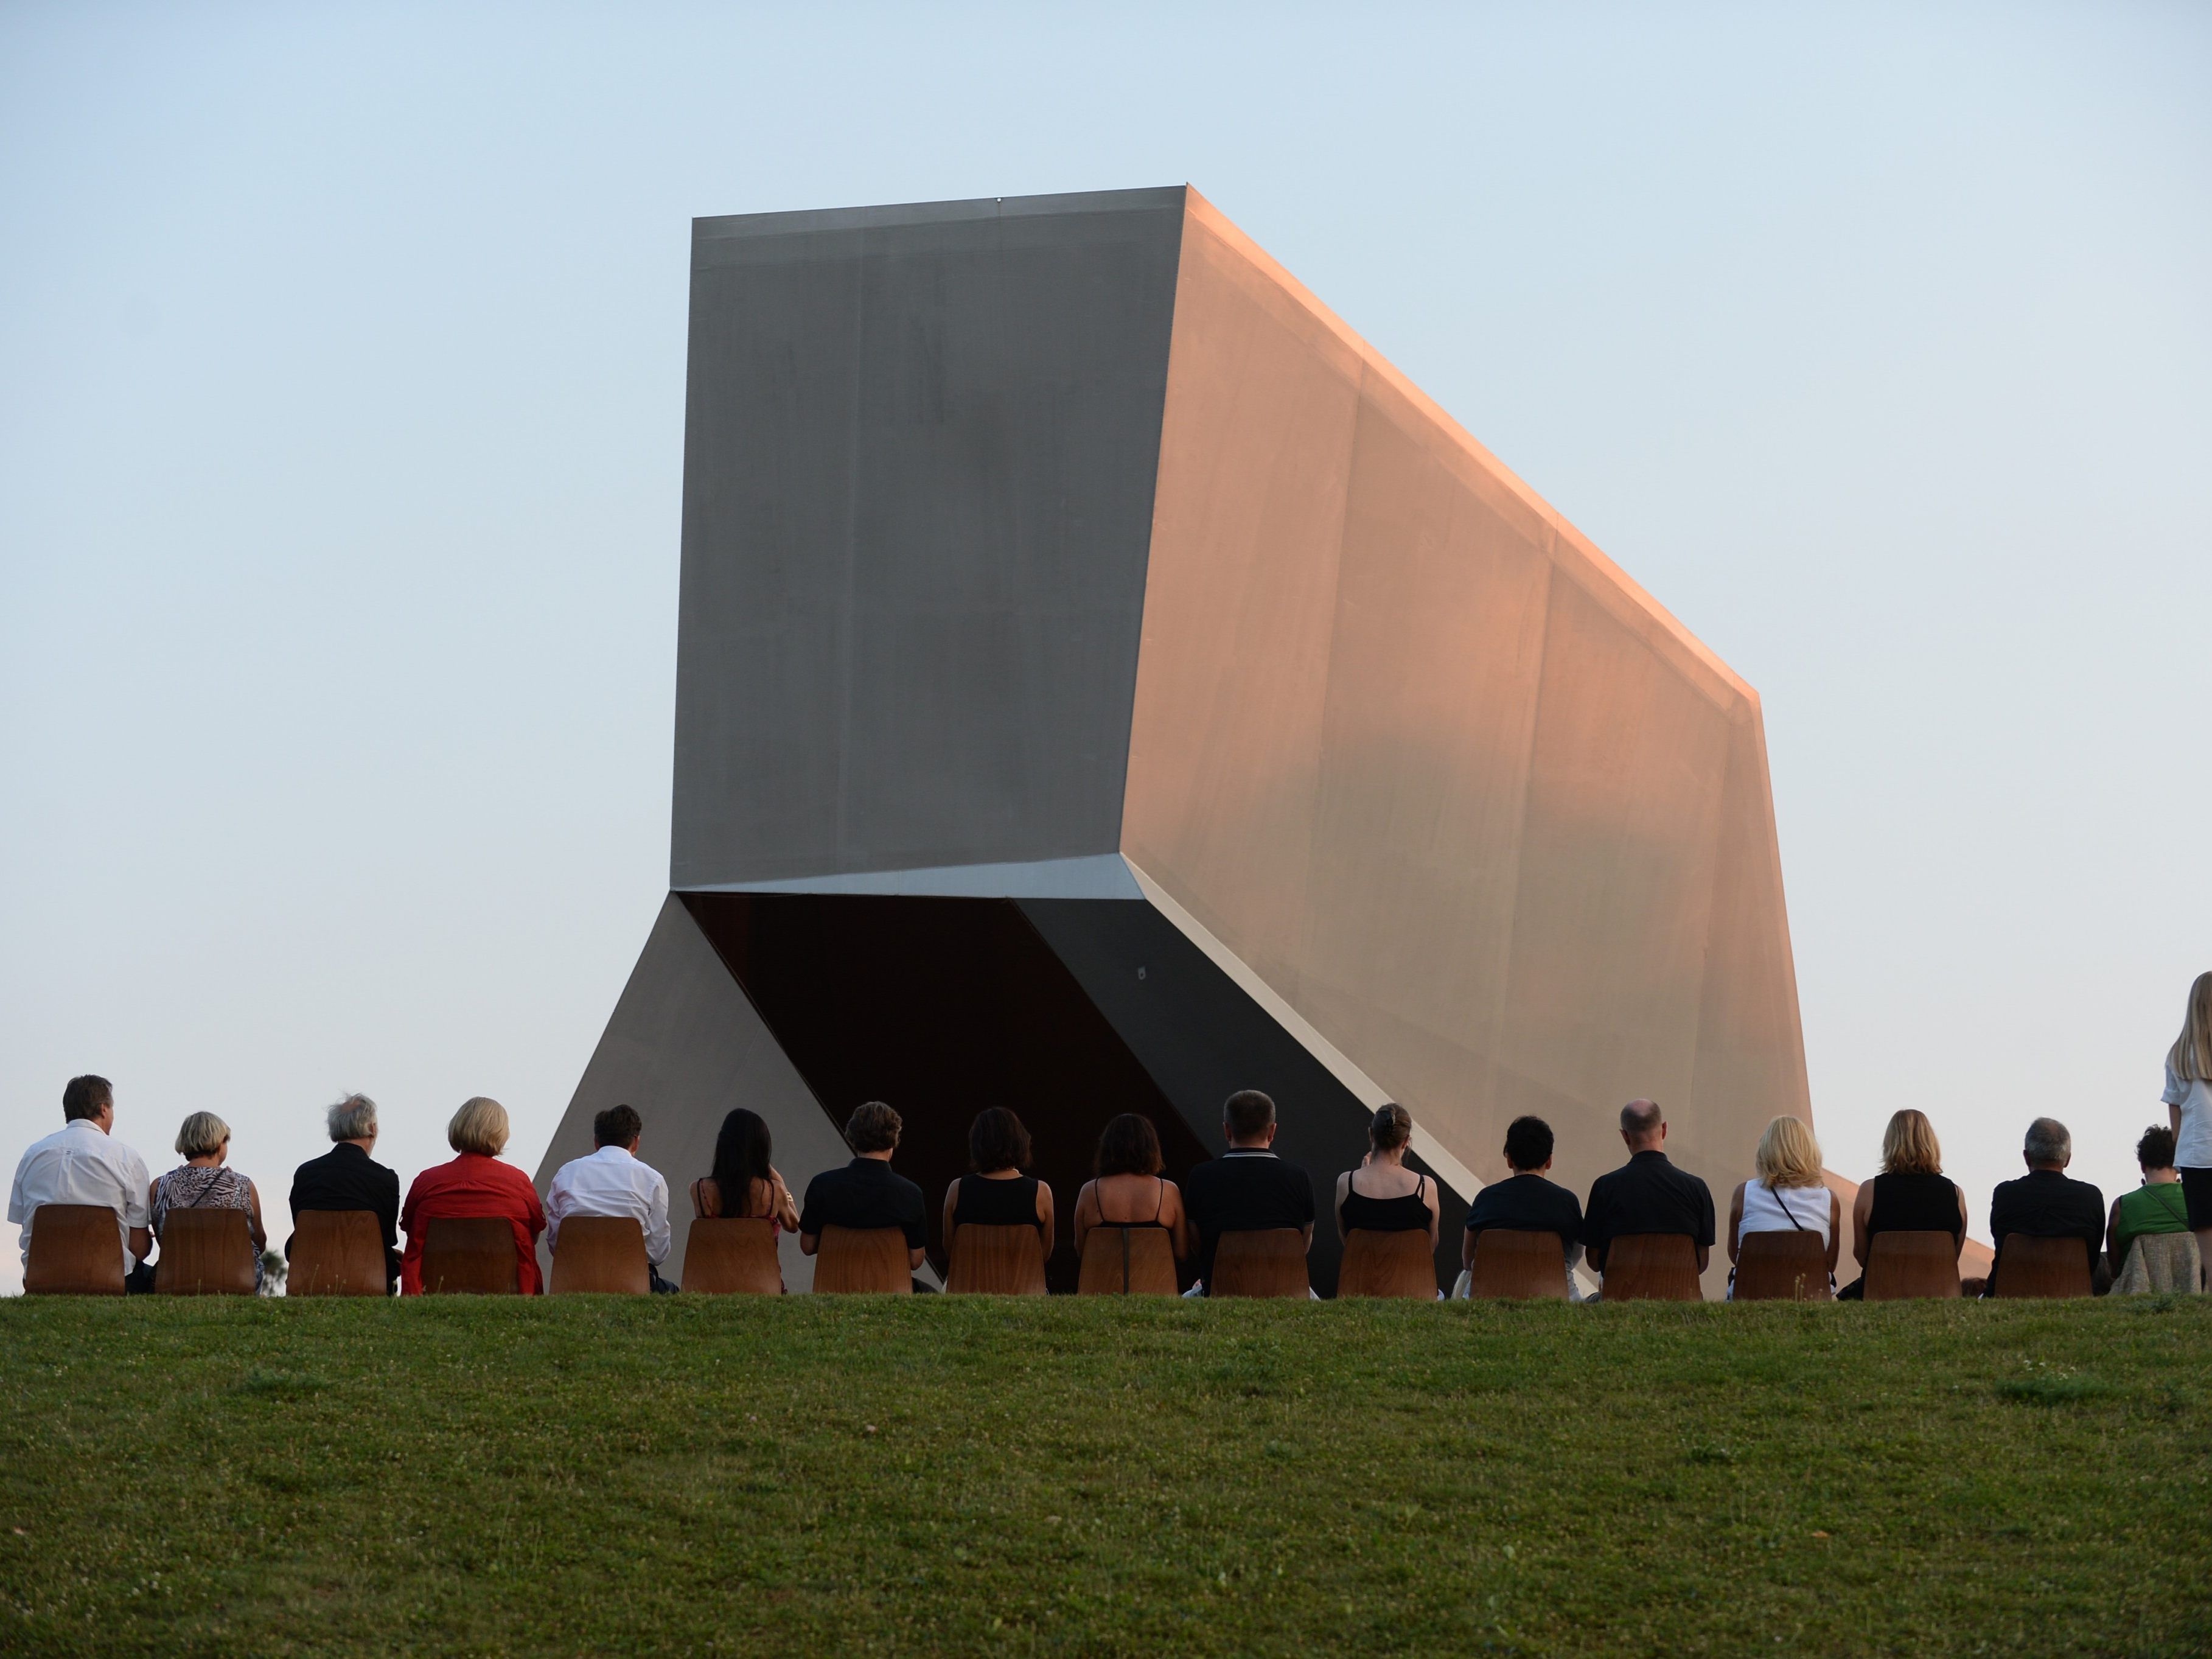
[1580,1099,1715,1277]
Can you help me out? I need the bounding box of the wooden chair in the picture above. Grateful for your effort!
[1860,1230,1963,1301]
[812,1225,912,1294]
[23,1204,127,1296]
[1989,1233,2095,1299]
[288,1209,389,1297]
[945,1223,1048,1295]
[1209,1228,1310,1298]
[1599,1233,1702,1302]
[681,1217,783,1294]
[549,1215,651,1295]
[1337,1229,1438,1299]
[1466,1228,1568,1300]
[1732,1230,1832,1301]
[1076,1226,1179,1295]
[419,1216,522,1294]
[154,1207,257,1296]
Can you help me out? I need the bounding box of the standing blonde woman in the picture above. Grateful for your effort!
[2160,971,2212,1271]
[1725,1116,1840,1298]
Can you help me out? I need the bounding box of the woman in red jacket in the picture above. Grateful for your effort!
[400,1096,545,1294]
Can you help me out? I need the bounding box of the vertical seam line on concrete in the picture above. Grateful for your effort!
[832,226,867,867]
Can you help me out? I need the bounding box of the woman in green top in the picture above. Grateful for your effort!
[2106,1125,2199,1294]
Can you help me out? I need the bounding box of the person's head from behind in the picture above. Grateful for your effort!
[846,1100,901,1159]
[1367,1102,1412,1159]
[594,1104,643,1153]
[2137,1123,2177,1177]
[1095,1113,1163,1178]
[63,1074,114,1131]
[968,1107,1031,1174]
[1619,1098,1664,1152]
[175,1111,231,1165]
[2023,1116,2071,1172]
[2170,970,2212,1083]
[327,1092,378,1147]
[713,1108,774,1197]
[450,1096,510,1158]
[1879,1109,1941,1176]
[1503,1115,1554,1175]
[1223,1089,1275,1148]
[1754,1115,1824,1189]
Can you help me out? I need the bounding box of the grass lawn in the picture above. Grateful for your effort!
[1,1294,2207,1658]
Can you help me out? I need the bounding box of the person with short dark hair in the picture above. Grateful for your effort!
[798,1102,928,1273]
[1180,1090,1316,1292]
[545,1103,677,1291]
[288,1092,402,1293]
[692,1108,799,1234]
[9,1075,153,1290]
[2106,1124,2197,1293]
[1460,1115,1584,1293]
[1071,1114,1191,1263]
[1987,1117,2107,1293]
[1580,1099,1715,1282]
[941,1108,1054,1256]
[1334,1103,1439,1248]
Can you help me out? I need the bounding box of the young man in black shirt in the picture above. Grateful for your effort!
[1462,1114,1585,1283]
[798,1101,929,1273]
[1988,1116,2107,1291]
[287,1092,403,1293]
[1581,1098,1715,1277]
[1181,1089,1316,1291]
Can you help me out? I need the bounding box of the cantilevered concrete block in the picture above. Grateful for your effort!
[542,187,1809,1296]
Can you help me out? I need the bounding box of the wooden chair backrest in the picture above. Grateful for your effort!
[812,1225,912,1294]
[1337,1228,1437,1299]
[1467,1228,1568,1300]
[1209,1228,1310,1299]
[154,1207,257,1296]
[1732,1229,1832,1302]
[681,1217,783,1294]
[1861,1230,1963,1301]
[23,1204,126,1296]
[549,1215,650,1295]
[1076,1226,1179,1295]
[1601,1232,1703,1302]
[288,1209,388,1297]
[1990,1232,2095,1299]
[945,1224,1048,1295]
[419,1216,522,1294]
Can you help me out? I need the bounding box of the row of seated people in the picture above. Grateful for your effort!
[13,1070,2201,1299]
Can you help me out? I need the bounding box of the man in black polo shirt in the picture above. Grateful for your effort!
[1462,1114,1585,1283]
[1582,1098,1715,1278]
[287,1092,402,1293]
[1988,1117,2107,1292]
[798,1101,929,1273]
[1181,1089,1316,1291]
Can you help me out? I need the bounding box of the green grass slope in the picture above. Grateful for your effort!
[1,1296,2207,1657]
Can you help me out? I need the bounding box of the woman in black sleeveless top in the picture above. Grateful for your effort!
[1072,1114,1193,1264]
[1335,1103,1441,1247]
[1839,1109,1967,1298]
[940,1108,1055,1252]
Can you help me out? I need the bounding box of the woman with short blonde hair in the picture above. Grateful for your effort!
[1725,1115,1840,1297]
[2160,971,2212,1270]
[149,1110,268,1290]
[1840,1109,1967,1298]
[399,1095,545,1294]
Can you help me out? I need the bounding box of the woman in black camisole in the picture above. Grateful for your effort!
[940,1108,1055,1254]
[1838,1109,1967,1298]
[1072,1114,1193,1264]
[1335,1103,1441,1248]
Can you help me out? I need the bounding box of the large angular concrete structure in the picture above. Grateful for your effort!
[539,186,1811,1295]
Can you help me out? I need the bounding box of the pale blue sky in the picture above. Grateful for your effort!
[4,3,2207,1288]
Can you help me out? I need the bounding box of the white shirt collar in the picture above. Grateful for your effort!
[590,1144,635,1163]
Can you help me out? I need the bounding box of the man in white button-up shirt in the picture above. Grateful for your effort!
[544,1105,675,1291]
[9,1074,154,1286]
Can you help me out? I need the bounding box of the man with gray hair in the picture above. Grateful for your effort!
[287,1093,402,1293]
[1987,1116,2107,1293]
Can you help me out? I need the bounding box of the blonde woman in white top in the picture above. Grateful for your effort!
[1725,1116,1840,1299]
[2161,970,2212,1270]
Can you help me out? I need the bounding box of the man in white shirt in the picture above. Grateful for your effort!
[9,1075,155,1290]
[543,1105,675,1292]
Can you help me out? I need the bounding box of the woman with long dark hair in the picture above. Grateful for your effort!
[691,1108,798,1233]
